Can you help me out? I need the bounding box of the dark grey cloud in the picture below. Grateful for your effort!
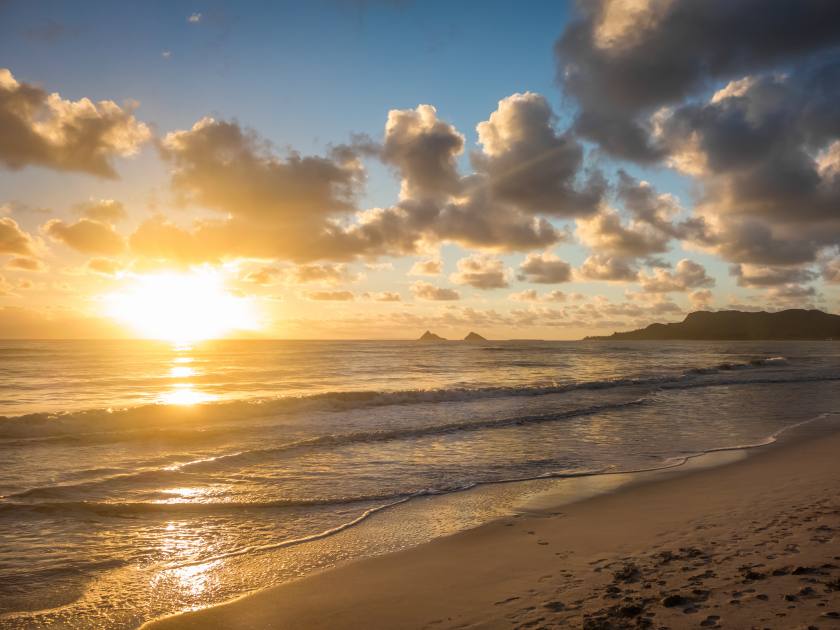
[730,263,817,288]
[471,92,604,217]
[575,254,638,282]
[556,3,840,267]
[517,251,572,284]
[449,254,509,289]
[556,0,840,161]
[380,104,464,202]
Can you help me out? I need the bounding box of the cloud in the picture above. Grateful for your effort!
[242,266,279,285]
[6,256,44,271]
[0,216,36,256]
[132,97,598,265]
[74,199,126,223]
[576,254,638,281]
[43,218,126,255]
[509,288,567,302]
[449,254,509,289]
[517,251,572,284]
[555,0,840,162]
[408,257,442,276]
[128,215,210,265]
[87,257,121,276]
[767,283,819,306]
[471,92,604,217]
[689,288,714,309]
[380,104,464,202]
[306,290,355,301]
[188,12,202,23]
[365,291,401,302]
[153,116,365,262]
[509,289,539,302]
[0,68,150,177]
[411,281,460,301]
[0,274,14,296]
[353,102,566,255]
[638,259,715,292]
[557,3,840,267]
[287,263,360,285]
[730,263,817,288]
[0,306,127,338]
[822,257,840,283]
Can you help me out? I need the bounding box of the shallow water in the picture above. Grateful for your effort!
[1,339,839,628]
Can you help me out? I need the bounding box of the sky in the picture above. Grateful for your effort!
[0,0,838,340]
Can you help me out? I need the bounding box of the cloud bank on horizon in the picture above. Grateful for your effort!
[0,0,839,338]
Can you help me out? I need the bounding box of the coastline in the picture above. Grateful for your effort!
[144,419,840,629]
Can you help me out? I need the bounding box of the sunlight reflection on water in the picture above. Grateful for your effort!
[158,345,214,405]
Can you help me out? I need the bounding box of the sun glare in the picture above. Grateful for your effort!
[104,270,258,342]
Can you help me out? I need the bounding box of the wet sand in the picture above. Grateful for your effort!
[145,429,840,629]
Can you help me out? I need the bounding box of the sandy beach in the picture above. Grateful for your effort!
[144,427,840,630]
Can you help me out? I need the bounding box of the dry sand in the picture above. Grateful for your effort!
[145,430,840,629]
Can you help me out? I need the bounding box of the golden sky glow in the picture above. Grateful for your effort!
[103,269,259,343]
[2,1,840,340]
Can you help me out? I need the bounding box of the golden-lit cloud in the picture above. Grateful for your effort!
[44,218,126,256]
[411,281,460,301]
[0,68,150,177]
[0,216,36,256]
[638,259,714,293]
[306,290,354,301]
[86,257,122,276]
[408,258,442,276]
[6,256,44,271]
[74,199,126,223]
[365,291,401,302]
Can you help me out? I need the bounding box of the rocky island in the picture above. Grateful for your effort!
[417,330,446,342]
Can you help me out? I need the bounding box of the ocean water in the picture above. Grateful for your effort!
[1,339,840,628]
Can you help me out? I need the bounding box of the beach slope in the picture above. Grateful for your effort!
[146,430,840,629]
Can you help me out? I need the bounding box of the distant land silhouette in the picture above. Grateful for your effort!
[464,332,487,342]
[418,330,446,342]
[585,309,840,341]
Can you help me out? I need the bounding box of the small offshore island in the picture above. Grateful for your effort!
[417,331,488,342]
[586,309,840,341]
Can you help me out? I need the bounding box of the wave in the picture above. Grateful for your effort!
[2,398,648,501]
[0,355,803,441]
[5,412,834,580]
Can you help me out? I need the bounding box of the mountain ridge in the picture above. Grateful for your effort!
[584,309,840,341]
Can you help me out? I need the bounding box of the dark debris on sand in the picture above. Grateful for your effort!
[503,495,840,630]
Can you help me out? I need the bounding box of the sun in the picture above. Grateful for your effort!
[104,269,259,342]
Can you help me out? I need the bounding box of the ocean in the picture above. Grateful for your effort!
[1,339,839,628]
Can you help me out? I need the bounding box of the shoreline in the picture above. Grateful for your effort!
[144,416,840,629]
